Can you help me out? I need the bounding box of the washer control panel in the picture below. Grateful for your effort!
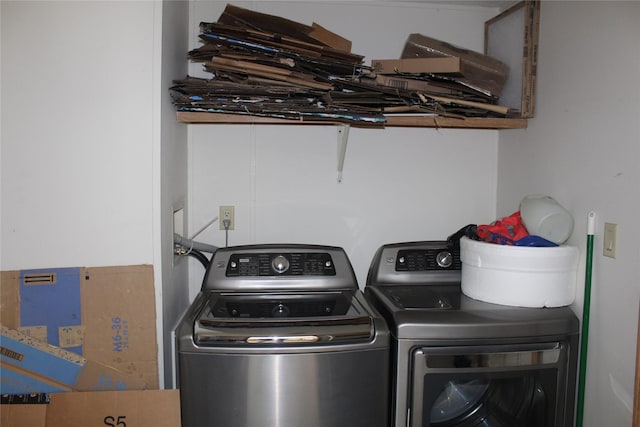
[395,248,461,271]
[367,241,462,287]
[226,252,336,277]
[204,244,356,291]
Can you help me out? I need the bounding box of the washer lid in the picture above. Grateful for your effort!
[194,291,375,346]
[208,291,354,318]
[375,284,461,310]
[366,285,579,340]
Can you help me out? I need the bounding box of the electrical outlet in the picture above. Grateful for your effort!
[219,205,235,230]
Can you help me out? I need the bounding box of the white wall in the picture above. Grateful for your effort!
[189,125,499,291]
[1,1,157,269]
[8,4,632,420]
[497,2,640,425]
[0,0,503,392]
[187,1,502,294]
[159,0,190,389]
[0,0,172,385]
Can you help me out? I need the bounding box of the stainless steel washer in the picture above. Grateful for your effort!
[177,244,390,427]
[365,241,579,427]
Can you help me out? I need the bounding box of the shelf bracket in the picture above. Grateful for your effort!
[337,124,350,183]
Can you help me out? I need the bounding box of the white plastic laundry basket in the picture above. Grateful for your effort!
[460,236,579,308]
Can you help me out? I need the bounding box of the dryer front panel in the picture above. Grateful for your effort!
[409,342,575,427]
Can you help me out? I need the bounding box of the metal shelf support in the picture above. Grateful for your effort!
[337,124,350,183]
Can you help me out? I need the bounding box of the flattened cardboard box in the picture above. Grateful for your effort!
[0,265,158,389]
[371,57,463,75]
[373,75,473,99]
[0,326,146,394]
[401,33,509,97]
[0,390,180,427]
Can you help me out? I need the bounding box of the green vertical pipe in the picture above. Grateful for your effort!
[576,211,596,427]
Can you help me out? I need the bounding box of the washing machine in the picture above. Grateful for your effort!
[177,244,390,427]
[365,240,579,427]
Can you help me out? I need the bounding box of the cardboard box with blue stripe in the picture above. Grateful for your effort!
[0,265,158,393]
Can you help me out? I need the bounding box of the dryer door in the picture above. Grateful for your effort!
[410,342,573,427]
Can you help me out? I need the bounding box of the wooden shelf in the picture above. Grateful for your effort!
[177,112,527,130]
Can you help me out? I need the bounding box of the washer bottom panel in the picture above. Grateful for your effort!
[179,348,389,427]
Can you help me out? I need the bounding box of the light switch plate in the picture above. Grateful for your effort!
[603,223,618,258]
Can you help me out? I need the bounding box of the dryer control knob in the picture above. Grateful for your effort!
[272,255,290,274]
[436,251,453,268]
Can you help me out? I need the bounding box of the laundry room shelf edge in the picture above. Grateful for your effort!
[176,112,528,130]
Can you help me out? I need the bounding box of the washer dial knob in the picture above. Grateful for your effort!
[272,304,290,317]
[436,251,453,268]
[271,255,290,274]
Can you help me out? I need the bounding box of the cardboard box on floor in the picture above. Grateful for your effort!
[1,326,147,394]
[0,390,181,427]
[1,404,47,427]
[0,265,158,389]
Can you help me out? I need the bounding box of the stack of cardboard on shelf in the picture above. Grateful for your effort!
[368,33,512,117]
[172,4,389,125]
[171,3,514,125]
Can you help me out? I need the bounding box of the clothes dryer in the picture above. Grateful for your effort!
[365,241,579,427]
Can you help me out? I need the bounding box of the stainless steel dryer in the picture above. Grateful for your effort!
[365,241,579,427]
[177,244,390,427]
